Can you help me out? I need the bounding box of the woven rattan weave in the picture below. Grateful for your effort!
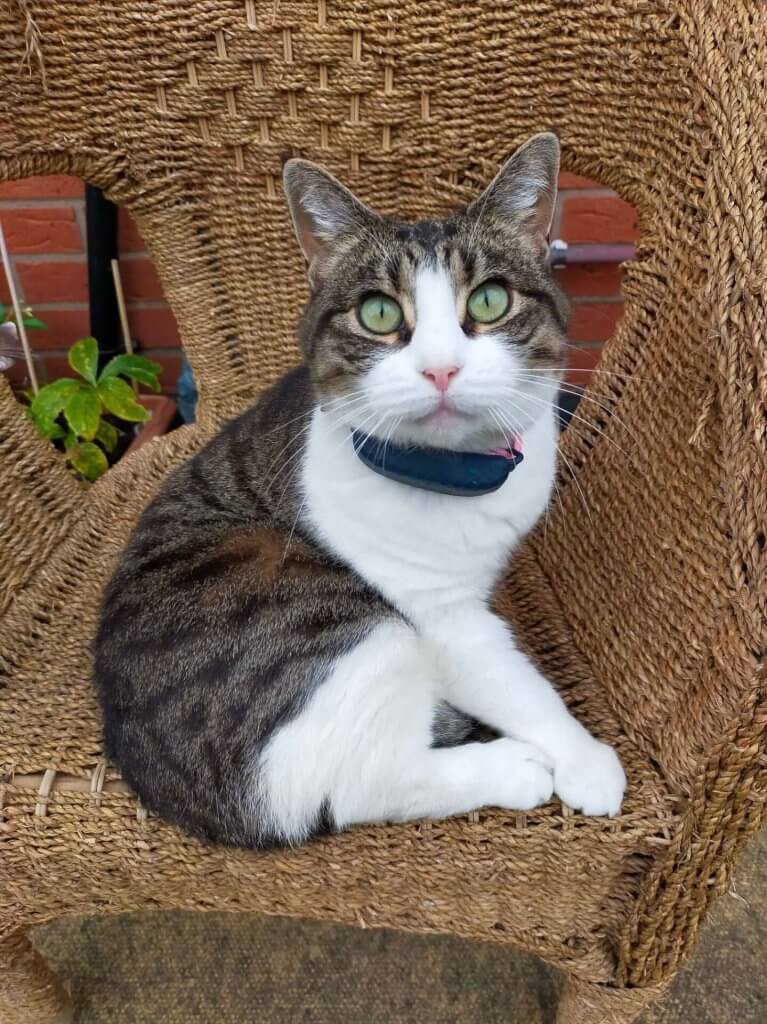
[1,3,765,1022]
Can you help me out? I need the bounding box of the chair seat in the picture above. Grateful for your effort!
[0,439,680,984]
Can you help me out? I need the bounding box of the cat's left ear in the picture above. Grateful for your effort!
[283,159,379,277]
[470,132,560,237]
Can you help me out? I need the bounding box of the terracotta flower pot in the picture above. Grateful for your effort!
[124,394,177,456]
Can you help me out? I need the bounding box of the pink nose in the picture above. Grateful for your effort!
[422,366,460,393]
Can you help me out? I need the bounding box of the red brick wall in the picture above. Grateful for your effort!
[552,171,636,383]
[0,173,636,393]
[0,176,181,393]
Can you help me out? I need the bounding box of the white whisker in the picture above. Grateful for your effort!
[279,495,307,567]
[262,421,314,492]
[488,409,512,449]
[520,365,651,384]
[259,391,369,439]
[380,415,402,471]
[493,391,593,526]
[557,444,593,525]
[517,374,639,446]
[263,391,376,493]
[272,406,373,514]
[541,474,566,547]
[494,385,630,458]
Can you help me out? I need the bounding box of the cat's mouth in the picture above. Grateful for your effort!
[413,402,468,425]
[392,399,499,452]
[354,391,507,452]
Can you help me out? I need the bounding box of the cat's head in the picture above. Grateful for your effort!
[284,133,568,452]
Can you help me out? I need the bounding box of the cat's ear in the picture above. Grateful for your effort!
[469,132,560,237]
[283,160,378,271]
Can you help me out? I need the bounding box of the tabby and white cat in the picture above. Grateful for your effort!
[94,132,626,847]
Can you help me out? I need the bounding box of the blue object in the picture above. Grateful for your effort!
[176,355,198,424]
[351,431,523,496]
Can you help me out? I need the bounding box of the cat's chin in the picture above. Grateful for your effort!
[388,415,504,453]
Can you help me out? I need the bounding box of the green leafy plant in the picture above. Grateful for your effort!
[0,301,47,331]
[26,336,162,481]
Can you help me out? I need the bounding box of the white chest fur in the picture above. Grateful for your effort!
[301,405,558,619]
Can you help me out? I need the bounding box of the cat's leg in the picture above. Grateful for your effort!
[332,736,554,829]
[255,621,553,841]
[418,605,626,817]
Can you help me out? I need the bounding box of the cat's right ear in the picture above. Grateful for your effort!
[283,160,378,279]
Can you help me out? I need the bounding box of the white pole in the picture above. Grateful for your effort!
[0,219,39,394]
[110,258,135,356]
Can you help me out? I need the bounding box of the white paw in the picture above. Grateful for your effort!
[491,739,555,811]
[553,740,626,817]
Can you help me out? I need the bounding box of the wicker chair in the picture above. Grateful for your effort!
[1,2,765,1021]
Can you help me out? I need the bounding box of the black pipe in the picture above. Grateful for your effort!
[85,185,121,369]
[556,387,583,429]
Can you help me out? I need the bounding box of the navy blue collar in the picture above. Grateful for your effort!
[351,430,524,496]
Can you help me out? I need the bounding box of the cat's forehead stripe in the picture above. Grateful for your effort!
[385,253,401,289]
[375,223,471,278]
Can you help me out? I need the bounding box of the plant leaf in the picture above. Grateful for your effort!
[67,441,109,481]
[64,386,102,440]
[100,354,162,391]
[100,353,162,378]
[98,376,151,422]
[121,367,161,391]
[33,420,61,440]
[26,406,66,440]
[22,315,47,330]
[68,336,99,384]
[29,378,81,422]
[0,303,6,322]
[95,418,119,453]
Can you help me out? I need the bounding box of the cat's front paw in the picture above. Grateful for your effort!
[553,740,626,817]
[492,739,554,811]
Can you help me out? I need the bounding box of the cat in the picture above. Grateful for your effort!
[94,132,626,848]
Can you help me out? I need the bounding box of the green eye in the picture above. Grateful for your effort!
[467,281,510,324]
[358,293,403,335]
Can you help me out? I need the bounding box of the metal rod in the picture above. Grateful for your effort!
[550,240,636,267]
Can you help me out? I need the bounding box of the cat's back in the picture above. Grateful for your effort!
[98,365,316,629]
[93,365,389,847]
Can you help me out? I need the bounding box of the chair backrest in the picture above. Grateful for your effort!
[1,0,765,798]
[1,0,687,422]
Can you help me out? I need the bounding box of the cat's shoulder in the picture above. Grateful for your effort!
[232,364,315,436]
